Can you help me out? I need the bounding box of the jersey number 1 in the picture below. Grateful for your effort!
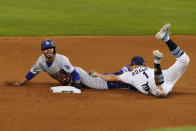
[143,71,149,79]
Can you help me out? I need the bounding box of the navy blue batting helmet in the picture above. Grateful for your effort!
[129,56,145,66]
[41,40,56,54]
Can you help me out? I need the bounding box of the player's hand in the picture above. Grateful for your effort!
[91,72,99,77]
[88,70,95,76]
[14,82,22,86]
[14,78,28,86]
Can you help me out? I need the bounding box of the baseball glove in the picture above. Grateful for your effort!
[58,69,73,86]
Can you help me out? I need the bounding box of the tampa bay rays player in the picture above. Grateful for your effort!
[91,23,190,97]
[14,39,133,90]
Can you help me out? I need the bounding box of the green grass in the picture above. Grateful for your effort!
[146,126,196,131]
[0,0,196,36]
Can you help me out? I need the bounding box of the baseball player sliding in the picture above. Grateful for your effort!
[14,40,83,89]
[14,40,131,90]
[91,23,190,97]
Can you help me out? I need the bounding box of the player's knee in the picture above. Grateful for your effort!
[184,53,190,66]
[179,53,190,67]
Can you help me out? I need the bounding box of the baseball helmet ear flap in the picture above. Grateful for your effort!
[41,39,56,54]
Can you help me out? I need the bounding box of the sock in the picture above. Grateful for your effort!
[154,63,164,85]
[154,58,161,64]
[164,35,170,42]
[165,39,184,58]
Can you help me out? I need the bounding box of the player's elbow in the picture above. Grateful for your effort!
[181,53,190,67]
[185,54,190,66]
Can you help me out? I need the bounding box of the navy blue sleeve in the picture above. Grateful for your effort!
[71,69,80,82]
[118,70,124,75]
[25,72,35,81]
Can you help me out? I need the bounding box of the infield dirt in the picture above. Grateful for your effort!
[0,36,196,131]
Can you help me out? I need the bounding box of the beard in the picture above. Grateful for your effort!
[44,53,55,61]
[45,54,52,58]
[46,55,52,59]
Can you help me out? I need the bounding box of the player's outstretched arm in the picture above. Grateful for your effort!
[92,72,119,81]
[14,71,36,86]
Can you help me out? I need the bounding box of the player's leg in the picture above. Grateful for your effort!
[156,23,190,94]
[156,23,184,58]
[153,50,164,86]
[76,67,109,89]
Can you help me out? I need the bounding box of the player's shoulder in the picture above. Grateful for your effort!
[121,65,130,72]
[33,55,45,67]
[55,53,70,63]
[55,53,69,59]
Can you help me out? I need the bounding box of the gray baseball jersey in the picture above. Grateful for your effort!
[30,53,74,84]
[30,53,108,89]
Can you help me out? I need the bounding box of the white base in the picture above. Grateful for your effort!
[51,86,81,93]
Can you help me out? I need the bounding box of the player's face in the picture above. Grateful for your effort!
[42,47,54,59]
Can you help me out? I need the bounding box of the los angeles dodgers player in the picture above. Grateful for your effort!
[92,23,190,97]
[14,39,132,90]
[14,40,83,89]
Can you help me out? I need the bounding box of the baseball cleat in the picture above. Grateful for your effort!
[155,23,170,41]
[153,50,164,64]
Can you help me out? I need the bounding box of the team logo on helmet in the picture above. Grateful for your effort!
[46,41,50,45]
